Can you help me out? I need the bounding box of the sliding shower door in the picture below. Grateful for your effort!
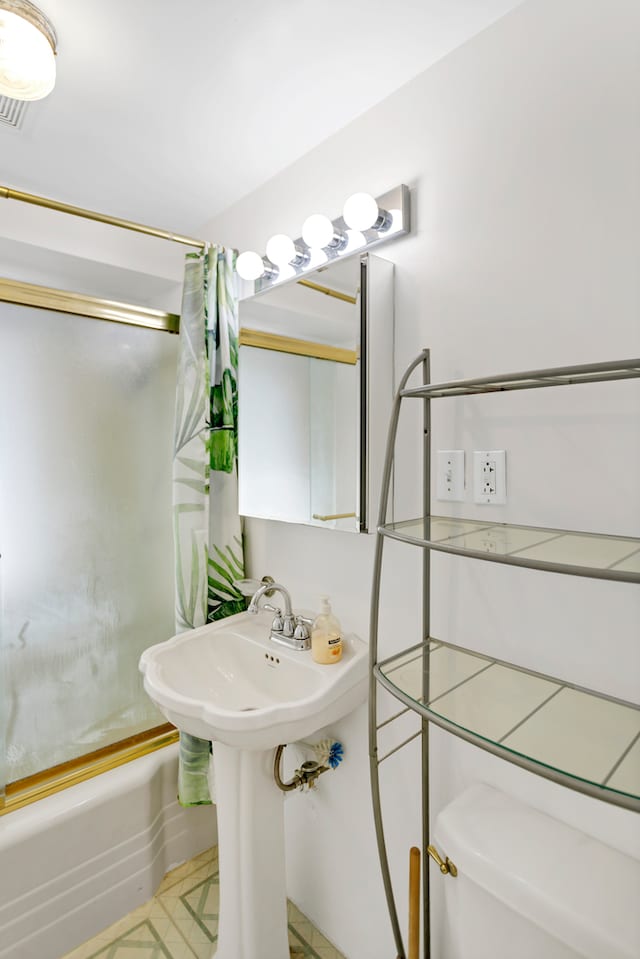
[0,304,177,785]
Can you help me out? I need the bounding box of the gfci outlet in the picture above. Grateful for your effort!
[436,450,465,501]
[473,450,506,504]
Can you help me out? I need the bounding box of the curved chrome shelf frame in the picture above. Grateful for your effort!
[368,350,640,959]
[378,520,640,583]
[375,641,640,814]
[400,357,640,399]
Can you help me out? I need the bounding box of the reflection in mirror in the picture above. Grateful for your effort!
[238,253,393,533]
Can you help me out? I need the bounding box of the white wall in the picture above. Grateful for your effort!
[200,1,640,956]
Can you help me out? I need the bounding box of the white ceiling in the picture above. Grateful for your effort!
[0,0,524,238]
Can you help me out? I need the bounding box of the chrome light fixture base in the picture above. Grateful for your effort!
[240,184,411,299]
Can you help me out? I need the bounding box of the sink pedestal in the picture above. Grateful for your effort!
[210,742,290,959]
[139,611,367,956]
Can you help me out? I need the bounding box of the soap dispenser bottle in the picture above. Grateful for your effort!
[311,596,343,665]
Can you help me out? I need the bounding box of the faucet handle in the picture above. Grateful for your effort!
[262,605,283,632]
[293,615,313,641]
[295,614,314,626]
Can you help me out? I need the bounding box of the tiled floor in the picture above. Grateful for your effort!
[60,846,346,959]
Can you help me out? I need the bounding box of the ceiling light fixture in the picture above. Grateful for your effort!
[0,0,57,101]
[236,184,410,292]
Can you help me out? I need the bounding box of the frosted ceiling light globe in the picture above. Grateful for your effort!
[265,234,295,267]
[0,3,57,101]
[236,251,266,281]
[343,192,380,231]
[302,214,334,249]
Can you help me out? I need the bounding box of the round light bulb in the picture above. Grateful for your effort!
[236,250,265,281]
[0,7,56,101]
[343,192,380,231]
[265,234,296,267]
[302,214,335,249]
[341,230,367,254]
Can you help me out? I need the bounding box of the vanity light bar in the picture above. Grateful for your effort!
[237,184,411,299]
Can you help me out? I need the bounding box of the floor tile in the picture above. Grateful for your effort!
[81,919,181,958]
[61,846,346,959]
[157,855,209,895]
[158,869,220,944]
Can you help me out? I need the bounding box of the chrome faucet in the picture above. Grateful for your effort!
[247,582,312,651]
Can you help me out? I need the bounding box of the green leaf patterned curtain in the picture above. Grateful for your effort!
[173,246,245,805]
[206,248,247,623]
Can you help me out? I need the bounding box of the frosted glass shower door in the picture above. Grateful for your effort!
[0,304,178,784]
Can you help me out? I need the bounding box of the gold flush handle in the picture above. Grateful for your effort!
[427,844,458,878]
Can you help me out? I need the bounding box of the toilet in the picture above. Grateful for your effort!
[433,784,639,959]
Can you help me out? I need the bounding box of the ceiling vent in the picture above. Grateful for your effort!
[0,94,27,128]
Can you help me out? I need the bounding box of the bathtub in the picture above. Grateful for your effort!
[0,743,217,959]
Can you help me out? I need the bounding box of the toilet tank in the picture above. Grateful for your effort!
[433,784,640,959]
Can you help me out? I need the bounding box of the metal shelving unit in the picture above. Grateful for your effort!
[368,352,640,959]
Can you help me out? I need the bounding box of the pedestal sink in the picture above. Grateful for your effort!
[139,608,367,959]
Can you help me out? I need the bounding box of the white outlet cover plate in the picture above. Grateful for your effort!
[473,450,506,504]
[436,449,465,501]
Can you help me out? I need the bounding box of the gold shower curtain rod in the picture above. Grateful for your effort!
[0,184,207,249]
[0,183,202,333]
[0,185,359,349]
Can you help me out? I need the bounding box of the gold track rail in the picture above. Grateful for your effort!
[0,277,180,333]
[239,328,357,364]
[1,724,179,816]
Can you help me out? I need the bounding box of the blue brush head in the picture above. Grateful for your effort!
[327,741,344,769]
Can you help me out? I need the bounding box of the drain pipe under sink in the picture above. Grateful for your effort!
[273,744,330,792]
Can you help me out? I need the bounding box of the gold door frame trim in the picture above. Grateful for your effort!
[0,277,180,333]
[1,725,179,816]
[296,278,358,304]
[239,328,357,365]
[0,184,206,250]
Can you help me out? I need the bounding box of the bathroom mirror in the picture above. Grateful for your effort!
[238,252,393,532]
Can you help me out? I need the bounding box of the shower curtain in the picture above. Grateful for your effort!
[173,245,245,804]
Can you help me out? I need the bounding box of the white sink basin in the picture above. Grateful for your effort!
[139,609,368,749]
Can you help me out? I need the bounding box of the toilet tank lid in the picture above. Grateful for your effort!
[434,784,640,959]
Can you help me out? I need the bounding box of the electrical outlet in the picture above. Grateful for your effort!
[473,450,506,504]
[436,450,465,501]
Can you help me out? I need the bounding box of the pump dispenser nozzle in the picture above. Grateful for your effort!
[311,596,343,665]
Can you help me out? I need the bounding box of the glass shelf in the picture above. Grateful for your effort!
[400,358,640,399]
[380,516,640,583]
[375,639,640,811]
